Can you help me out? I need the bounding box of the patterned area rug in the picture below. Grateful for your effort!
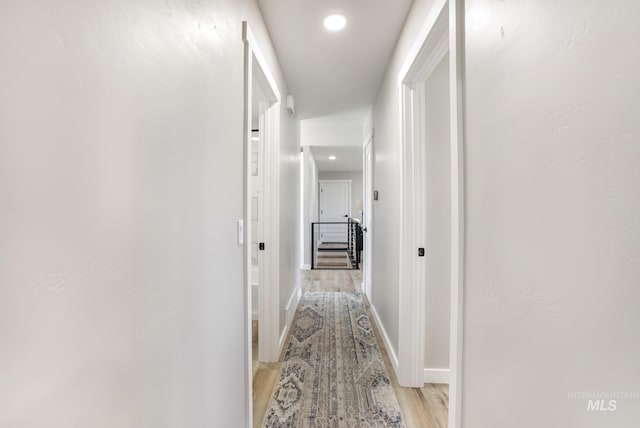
[261,292,405,427]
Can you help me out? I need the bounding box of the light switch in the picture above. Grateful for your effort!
[237,219,244,245]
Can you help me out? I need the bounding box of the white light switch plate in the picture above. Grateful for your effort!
[237,219,244,245]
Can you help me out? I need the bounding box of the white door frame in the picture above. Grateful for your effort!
[363,136,374,300]
[396,1,466,428]
[242,22,281,428]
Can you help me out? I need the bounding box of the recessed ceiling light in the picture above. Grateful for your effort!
[324,14,347,32]
[329,155,337,160]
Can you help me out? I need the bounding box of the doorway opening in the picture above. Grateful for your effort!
[363,136,374,300]
[397,1,466,427]
[313,180,361,270]
[242,21,282,427]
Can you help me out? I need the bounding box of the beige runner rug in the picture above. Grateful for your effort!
[261,292,405,427]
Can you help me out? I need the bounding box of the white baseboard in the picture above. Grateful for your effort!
[423,368,450,384]
[300,264,311,270]
[369,303,399,375]
[278,286,302,352]
[285,287,302,330]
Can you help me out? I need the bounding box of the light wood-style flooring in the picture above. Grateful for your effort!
[252,269,448,428]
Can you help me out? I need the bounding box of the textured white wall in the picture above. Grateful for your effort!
[463,0,640,426]
[371,0,436,355]
[423,53,451,371]
[0,0,297,426]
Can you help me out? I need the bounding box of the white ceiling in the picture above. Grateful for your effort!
[257,0,414,119]
[310,145,363,172]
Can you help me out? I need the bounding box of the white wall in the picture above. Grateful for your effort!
[0,1,298,426]
[273,57,301,338]
[362,108,373,143]
[463,0,640,425]
[423,53,450,371]
[318,171,364,222]
[301,109,369,148]
[371,0,436,355]
[301,147,319,268]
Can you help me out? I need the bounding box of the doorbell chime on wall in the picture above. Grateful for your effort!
[286,95,295,115]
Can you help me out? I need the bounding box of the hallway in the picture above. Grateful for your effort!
[1,0,639,427]
[253,270,448,428]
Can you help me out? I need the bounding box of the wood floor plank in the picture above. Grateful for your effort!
[252,269,448,427]
[252,320,259,379]
[252,365,279,428]
[419,384,449,428]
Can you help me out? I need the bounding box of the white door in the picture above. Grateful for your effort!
[363,139,373,299]
[319,181,351,243]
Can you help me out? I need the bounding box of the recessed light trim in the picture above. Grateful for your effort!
[324,14,347,32]
[329,155,337,160]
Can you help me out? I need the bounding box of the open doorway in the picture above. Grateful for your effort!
[396,1,466,427]
[305,146,364,271]
[249,103,263,382]
[421,50,452,416]
[316,179,352,269]
[363,136,373,300]
[242,21,282,427]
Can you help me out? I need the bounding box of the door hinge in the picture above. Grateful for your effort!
[259,242,265,251]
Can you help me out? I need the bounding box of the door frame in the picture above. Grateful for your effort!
[363,136,374,300]
[242,22,282,427]
[396,1,466,428]
[318,179,352,243]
